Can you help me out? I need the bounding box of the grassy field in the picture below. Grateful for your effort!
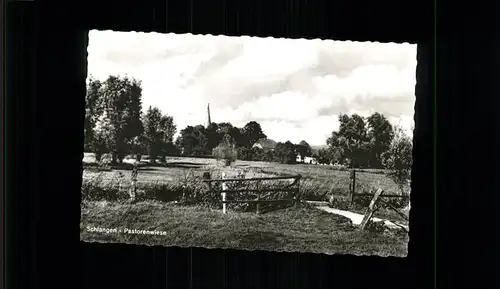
[82,153,406,202]
[80,200,408,256]
[80,153,408,255]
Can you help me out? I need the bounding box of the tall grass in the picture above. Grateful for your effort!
[81,161,409,211]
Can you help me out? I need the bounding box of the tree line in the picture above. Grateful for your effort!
[84,75,177,164]
[85,75,412,176]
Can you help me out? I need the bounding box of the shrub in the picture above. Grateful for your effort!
[81,171,127,201]
[139,182,186,202]
[366,220,386,233]
[382,125,412,196]
[212,144,238,166]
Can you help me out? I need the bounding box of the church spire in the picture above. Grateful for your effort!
[206,103,212,128]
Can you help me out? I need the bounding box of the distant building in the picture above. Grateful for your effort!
[253,143,265,150]
[252,139,277,152]
[304,156,318,164]
[296,154,318,164]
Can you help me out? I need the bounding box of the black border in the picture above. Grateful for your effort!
[9,0,499,288]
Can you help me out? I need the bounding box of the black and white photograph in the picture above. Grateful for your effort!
[80,30,415,257]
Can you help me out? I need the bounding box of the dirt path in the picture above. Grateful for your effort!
[310,204,409,231]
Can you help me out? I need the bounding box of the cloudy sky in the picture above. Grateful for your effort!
[87,30,416,146]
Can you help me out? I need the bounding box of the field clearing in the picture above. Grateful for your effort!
[80,200,408,256]
[82,153,405,200]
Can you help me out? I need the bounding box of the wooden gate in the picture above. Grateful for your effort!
[203,173,301,214]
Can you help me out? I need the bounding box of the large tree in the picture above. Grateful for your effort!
[382,125,413,195]
[205,122,220,152]
[216,122,243,147]
[141,107,177,162]
[100,76,136,163]
[159,115,177,143]
[157,114,177,161]
[326,114,371,168]
[123,78,144,145]
[84,77,104,152]
[274,141,297,164]
[88,75,146,163]
[142,106,164,163]
[325,112,396,168]
[295,140,312,158]
[367,112,394,168]
[316,148,332,165]
[92,110,111,162]
[176,125,209,156]
[241,121,267,148]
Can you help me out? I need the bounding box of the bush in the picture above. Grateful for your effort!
[81,171,127,201]
[81,168,224,205]
[81,171,201,203]
[366,221,387,233]
[212,144,238,166]
[382,125,412,195]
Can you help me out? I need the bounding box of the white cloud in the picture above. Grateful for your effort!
[87,30,416,145]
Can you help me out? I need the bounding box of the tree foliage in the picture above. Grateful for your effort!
[98,76,140,163]
[273,141,297,164]
[367,113,394,168]
[382,125,413,194]
[212,133,238,166]
[295,140,312,158]
[141,106,178,163]
[241,121,267,148]
[92,110,110,162]
[325,113,400,169]
[85,75,179,164]
[84,77,104,152]
[175,121,267,158]
[142,106,164,163]
[84,76,408,171]
[176,125,209,157]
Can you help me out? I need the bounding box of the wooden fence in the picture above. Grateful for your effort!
[359,188,409,231]
[202,172,301,214]
[349,169,408,206]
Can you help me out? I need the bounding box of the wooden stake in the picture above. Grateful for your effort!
[350,169,356,206]
[359,188,384,230]
[256,180,260,214]
[221,172,227,214]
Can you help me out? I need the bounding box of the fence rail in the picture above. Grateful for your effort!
[204,175,301,183]
[203,173,301,214]
[354,193,408,198]
[348,169,408,206]
[223,198,297,204]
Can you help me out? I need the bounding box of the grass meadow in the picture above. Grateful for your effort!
[80,153,409,256]
[80,200,408,256]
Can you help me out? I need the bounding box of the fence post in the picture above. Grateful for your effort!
[129,162,138,202]
[359,188,384,230]
[221,172,227,214]
[202,172,212,203]
[255,180,261,214]
[295,176,300,207]
[350,169,356,206]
